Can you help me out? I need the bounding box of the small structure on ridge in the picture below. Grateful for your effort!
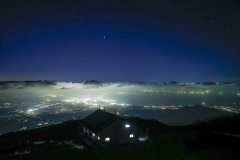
[81,109,148,145]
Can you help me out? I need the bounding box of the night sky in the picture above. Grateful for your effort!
[1,0,240,82]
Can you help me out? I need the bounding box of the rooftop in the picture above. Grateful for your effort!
[82,109,118,133]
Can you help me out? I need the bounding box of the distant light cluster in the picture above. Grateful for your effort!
[0,82,239,134]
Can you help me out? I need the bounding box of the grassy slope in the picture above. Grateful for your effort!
[2,134,214,160]
[1,114,240,160]
[0,120,82,156]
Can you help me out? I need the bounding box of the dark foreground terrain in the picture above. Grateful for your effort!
[0,114,240,160]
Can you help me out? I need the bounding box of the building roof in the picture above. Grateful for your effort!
[81,109,119,133]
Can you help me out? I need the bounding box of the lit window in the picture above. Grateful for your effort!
[139,137,147,141]
[105,137,110,142]
[125,124,130,128]
[130,134,134,138]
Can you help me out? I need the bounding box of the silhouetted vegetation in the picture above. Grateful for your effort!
[186,113,240,134]
[185,132,240,160]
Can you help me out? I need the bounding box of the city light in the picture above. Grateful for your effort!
[0,81,239,135]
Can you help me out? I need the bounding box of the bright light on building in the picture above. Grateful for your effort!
[92,133,95,137]
[105,137,110,142]
[98,136,100,140]
[130,134,134,138]
[125,124,130,128]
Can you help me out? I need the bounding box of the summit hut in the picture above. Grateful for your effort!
[81,109,148,145]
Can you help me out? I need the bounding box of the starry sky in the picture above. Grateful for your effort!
[0,0,240,82]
